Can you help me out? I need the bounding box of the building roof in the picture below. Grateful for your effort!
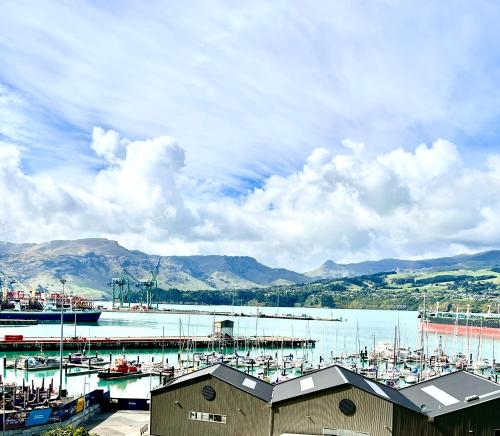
[151,364,274,402]
[151,363,500,419]
[400,370,500,417]
[271,365,423,413]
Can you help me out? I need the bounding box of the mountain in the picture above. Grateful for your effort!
[0,238,309,297]
[305,260,352,279]
[3,238,500,298]
[306,251,500,279]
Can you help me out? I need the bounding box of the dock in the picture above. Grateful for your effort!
[103,308,342,322]
[0,335,316,351]
[0,318,38,326]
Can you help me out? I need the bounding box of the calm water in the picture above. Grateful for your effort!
[0,304,496,398]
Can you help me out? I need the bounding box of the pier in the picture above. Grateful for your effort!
[103,307,342,322]
[0,318,38,326]
[0,335,316,351]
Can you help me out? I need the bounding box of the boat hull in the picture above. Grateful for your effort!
[0,310,101,323]
[98,371,142,379]
[420,321,500,338]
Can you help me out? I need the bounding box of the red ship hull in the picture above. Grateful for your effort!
[420,321,500,338]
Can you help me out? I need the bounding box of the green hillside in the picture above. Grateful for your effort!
[159,269,500,312]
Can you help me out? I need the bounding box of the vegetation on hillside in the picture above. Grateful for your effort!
[155,269,500,312]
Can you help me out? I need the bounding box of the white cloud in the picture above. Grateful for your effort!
[2,129,500,271]
[1,1,500,187]
[90,127,126,163]
[0,128,194,244]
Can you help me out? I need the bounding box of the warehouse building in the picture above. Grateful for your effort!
[271,364,425,436]
[400,370,500,436]
[150,364,500,436]
[150,364,273,436]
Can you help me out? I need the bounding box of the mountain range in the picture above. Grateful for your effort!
[0,239,307,297]
[305,251,500,278]
[1,238,500,297]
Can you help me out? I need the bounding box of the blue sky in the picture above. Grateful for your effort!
[1,1,500,270]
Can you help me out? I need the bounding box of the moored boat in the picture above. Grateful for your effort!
[0,309,101,323]
[420,305,500,337]
[98,357,142,379]
[0,279,101,323]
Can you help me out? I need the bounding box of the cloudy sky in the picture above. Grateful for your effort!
[2,1,500,271]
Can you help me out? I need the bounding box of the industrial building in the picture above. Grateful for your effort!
[150,364,273,436]
[400,370,500,435]
[150,364,500,436]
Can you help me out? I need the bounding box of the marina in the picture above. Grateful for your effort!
[0,303,496,434]
[0,304,495,398]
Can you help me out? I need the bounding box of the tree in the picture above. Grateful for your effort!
[42,425,98,436]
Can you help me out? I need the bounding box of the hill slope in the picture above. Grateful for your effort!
[306,251,500,279]
[0,238,308,297]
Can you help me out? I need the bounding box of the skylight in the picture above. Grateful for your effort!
[365,380,390,399]
[300,377,315,391]
[421,385,460,406]
[242,378,257,389]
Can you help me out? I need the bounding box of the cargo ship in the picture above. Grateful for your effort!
[0,279,101,323]
[420,306,500,337]
[0,308,101,323]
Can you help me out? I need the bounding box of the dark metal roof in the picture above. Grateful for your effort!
[151,364,500,419]
[151,364,274,402]
[271,365,347,403]
[400,370,500,417]
[271,365,423,414]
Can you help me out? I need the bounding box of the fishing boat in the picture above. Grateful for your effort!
[16,354,60,370]
[98,357,142,379]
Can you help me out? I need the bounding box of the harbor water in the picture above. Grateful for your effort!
[0,304,497,398]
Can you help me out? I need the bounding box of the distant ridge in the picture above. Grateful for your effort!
[305,251,500,279]
[1,238,500,297]
[0,238,309,296]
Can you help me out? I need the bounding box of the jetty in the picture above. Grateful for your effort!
[103,307,342,322]
[0,335,316,351]
[0,318,37,326]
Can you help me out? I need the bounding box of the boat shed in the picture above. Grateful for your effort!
[271,364,426,436]
[150,364,273,436]
[400,370,500,436]
[150,364,500,436]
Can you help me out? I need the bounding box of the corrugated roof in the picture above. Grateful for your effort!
[272,366,347,403]
[151,364,499,419]
[158,365,218,388]
[211,365,274,402]
[271,365,423,413]
[400,370,500,417]
[151,364,274,402]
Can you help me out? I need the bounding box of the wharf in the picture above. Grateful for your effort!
[0,335,316,351]
[0,318,37,326]
[104,307,341,322]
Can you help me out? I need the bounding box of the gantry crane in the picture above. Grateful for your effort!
[108,271,131,309]
[109,257,163,310]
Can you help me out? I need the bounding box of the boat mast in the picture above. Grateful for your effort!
[58,278,66,395]
[466,304,471,365]
[161,326,165,365]
[419,292,426,380]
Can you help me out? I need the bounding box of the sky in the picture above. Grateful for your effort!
[2,1,500,271]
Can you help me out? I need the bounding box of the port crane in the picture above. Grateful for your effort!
[108,272,131,309]
[110,257,162,310]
